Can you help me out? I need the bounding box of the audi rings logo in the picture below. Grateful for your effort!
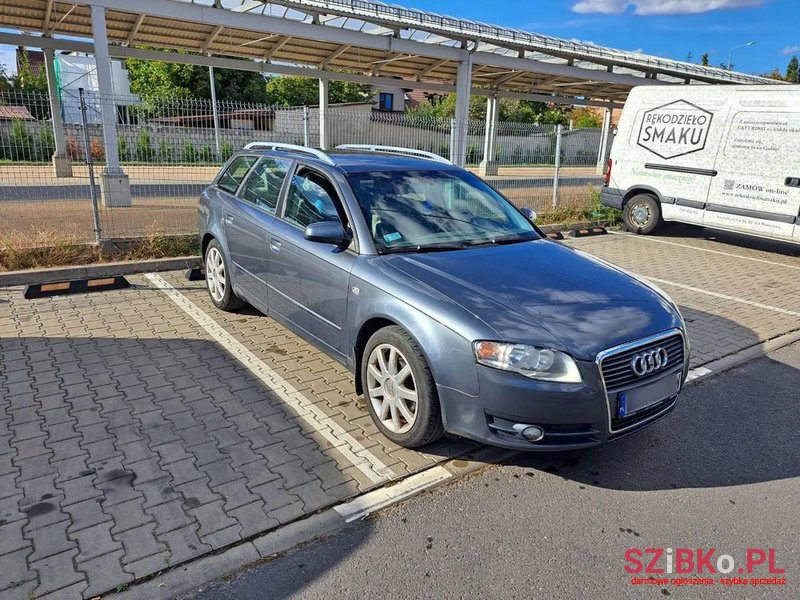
[630,347,669,377]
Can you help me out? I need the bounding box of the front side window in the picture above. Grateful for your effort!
[283,170,344,229]
[347,169,538,253]
[217,155,258,194]
[240,157,292,213]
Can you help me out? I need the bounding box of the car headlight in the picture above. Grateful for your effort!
[473,341,582,383]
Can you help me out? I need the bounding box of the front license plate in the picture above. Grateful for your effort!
[618,372,681,416]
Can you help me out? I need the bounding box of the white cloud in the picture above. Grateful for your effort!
[783,46,800,55]
[572,0,764,16]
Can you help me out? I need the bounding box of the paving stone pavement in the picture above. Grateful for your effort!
[0,227,798,599]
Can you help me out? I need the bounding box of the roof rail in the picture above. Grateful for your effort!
[243,142,335,166]
[335,144,453,165]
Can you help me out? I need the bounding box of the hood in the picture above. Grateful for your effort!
[382,239,681,360]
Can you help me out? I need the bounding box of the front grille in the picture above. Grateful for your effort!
[600,334,684,392]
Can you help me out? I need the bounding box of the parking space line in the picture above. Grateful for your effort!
[144,273,394,484]
[607,230,800,271]
[643,275,800,318]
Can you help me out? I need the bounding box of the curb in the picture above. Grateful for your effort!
[684,327,800,386]
[0,256,201,287]
[109,446,513,600]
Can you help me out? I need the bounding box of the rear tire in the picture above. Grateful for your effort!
[361,326,445,448]
[204,239,245,311]
[624,194,661,235]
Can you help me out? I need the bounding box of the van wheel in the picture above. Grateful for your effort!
[624,194,661,235]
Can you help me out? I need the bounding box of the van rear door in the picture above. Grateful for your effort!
[706,89,800,242]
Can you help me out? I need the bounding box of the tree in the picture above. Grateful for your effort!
[408,93,567,125]
[700,53,710,66]
[785,56,799,83]
[13,49,48,94]
[126,52,268,103]
[761,68,785,81]
[570,107,603,128]
[264,75,371,106]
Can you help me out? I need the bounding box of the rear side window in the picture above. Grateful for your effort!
[217,155,257,194]
[240,157,292,213]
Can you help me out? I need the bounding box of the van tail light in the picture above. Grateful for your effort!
[604,158,613,187]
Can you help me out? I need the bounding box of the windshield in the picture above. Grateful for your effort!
[346,170,539,253]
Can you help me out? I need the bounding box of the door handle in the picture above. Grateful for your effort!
[223,215,234,225]
[269,239,282,253]
[786,177,800,188]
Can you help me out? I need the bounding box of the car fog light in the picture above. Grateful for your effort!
[513,424,545,442]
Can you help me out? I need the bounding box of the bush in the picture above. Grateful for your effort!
[182,141,197,163]
[158,139,173,162]
[9,120,32,161]
[135,129,153,162]
[220,141,234,161]
[90,138,104,161]
[66,136,82,160]
[199,145,214,163]
[118,136,128,161]
[38,127,55,160]
[466,142,480,165]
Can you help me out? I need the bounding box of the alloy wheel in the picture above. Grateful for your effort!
[206,246,226,303]
[366,343,418,434]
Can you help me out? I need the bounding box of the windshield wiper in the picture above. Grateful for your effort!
[380,242,466,255]
[463,233,539,247]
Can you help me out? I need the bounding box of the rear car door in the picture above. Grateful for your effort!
[216,155,258,293]
[267,166,356,358]
[227,156,293,305]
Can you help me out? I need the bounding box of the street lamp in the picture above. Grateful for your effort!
[727,41,756,70]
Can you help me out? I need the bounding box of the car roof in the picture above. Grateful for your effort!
[243,149,460,174]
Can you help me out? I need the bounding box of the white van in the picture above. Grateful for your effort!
[602,84,800,245]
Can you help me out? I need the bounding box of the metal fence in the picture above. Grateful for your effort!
[0,90,610,248]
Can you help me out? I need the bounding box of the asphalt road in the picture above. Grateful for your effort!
[185,342,800,600]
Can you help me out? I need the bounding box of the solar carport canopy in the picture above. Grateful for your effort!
[0,0,778,105]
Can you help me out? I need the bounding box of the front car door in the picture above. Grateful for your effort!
[267,165,356,359]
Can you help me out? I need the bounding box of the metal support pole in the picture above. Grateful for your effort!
[552,124,563,209]
[79,88,102,245]
[318,79,329,149]
[43,47,72,177]
[303,106,310,147]
[479,95,499,176]
[209,65,221,161]
[451,52,473,167]
[90,4,130,206]
[596,107,612,174]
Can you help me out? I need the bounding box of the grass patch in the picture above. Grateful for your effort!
[0,231,199,272]
[536,188,622,226]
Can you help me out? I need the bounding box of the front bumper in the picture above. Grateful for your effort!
[438,359,681,451]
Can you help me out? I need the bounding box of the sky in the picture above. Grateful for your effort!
[409,0,797,74]
[0,0,797,76]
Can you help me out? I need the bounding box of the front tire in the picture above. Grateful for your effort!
[362,326,444,448]
[204,239,245,311]
[624,194,661,235]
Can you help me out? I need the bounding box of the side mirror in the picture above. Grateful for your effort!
[304,221,351,245]
[521,208,537,223]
